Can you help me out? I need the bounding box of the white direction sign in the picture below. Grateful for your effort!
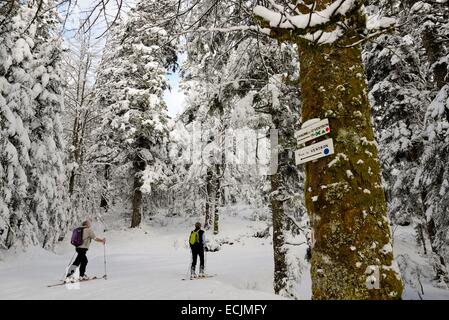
[295,118,331,145]
[295,138,334,165]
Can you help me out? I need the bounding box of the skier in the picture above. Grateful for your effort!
[66,219,106,281]
[189,222,206,279]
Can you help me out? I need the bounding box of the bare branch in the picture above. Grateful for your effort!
[0,0,16,28]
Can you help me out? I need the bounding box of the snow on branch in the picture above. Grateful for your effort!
[180,25,271,35]
[336,11,397,48]
[366,13,396,31]
[253,0,356,30]
[253,0,397,46]
[301,25,345,44]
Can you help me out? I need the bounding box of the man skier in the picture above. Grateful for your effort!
[66,219,106,281]
[189,222,206,279]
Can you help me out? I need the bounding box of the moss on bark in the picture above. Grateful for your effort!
[298,39,403,299]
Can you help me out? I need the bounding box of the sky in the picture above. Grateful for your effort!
[164,72,186,118]
[164,51,187,118]
[64,0,186,119]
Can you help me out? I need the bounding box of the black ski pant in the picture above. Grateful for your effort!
[191,246,204,275]
[71,248,88,277]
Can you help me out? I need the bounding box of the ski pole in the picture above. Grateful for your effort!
[103,243,107,280]
[187,247,192,278]
[61,251,76,281]
[204,248,207,275]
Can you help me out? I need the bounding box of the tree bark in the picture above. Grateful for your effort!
[131,178,142,228]
[298,39,403,299]
[425,217,449,284]
[68,113,79,195]
[270,171,288,295]
[68,169,76,195]
[204,166,214,229]
[213,164,220,235]
[100,164,110,210]
[131,160,145,228]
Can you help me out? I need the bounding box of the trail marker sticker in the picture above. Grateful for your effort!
[295,138,334,165]
[295,118,330,145]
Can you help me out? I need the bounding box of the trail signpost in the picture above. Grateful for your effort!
[295,118,334,165]
[295,118,330,145]
[295,138,334,165]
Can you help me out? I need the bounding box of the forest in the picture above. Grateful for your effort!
[0,0,448,300]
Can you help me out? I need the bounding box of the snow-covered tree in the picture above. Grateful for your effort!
[413,0,449,286]
[175,0,309,297]
[1,0,67,250]
[175,0,248,233]
[364,2,428,226]
[63,28,95,195]
[417,0,449,279]
[419,84,449,286]
[29,0,67,247]
[364,0,449,288]
[218,35,308,298]
[92,0,178,227]
[60,24,104,225]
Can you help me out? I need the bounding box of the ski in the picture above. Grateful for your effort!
[182,274,217,281]
[47,275,105,287]
[47,282,67,288]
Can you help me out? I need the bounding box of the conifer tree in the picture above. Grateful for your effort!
[93,0,178,227]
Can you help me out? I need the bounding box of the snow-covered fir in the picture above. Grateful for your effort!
[1,0,67,250]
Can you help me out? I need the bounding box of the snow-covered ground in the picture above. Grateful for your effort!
[0,207,448,300]
[0,211,289,300]
[393,225,449,300]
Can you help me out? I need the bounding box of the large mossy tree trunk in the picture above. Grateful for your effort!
[298,40,403,299]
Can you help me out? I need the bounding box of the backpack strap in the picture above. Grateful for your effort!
[198,230,204,245]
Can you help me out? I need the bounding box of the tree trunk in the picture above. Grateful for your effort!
[213,164,220,235]
[68,113,80,195]
[100,164,110,210]
[131,178,142,228]
[297,40,403,299]
[270,171,288,295]
[425,217,449,284]
[68,170,76,195]
[131,160,145,228]
[204,166,214,229]
[415,223,427,255]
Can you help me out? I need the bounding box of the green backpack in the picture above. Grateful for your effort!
[189,230,199,245]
